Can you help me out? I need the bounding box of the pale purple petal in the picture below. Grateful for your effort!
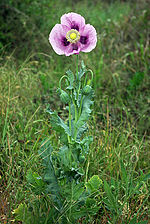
[49,24,70,55]
[64,43,81,56]
[61,12,85,31]
[80,24,97,52]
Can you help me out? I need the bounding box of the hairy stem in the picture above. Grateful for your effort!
[69,101,72,139]
[76,54,79,80]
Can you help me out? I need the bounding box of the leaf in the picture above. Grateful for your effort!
[26,170,43,186]
[78,61,87,80]
[104,180,118,211]
[12,203,32,223]
[70,181,84,201]
[71,207,99,219]
[66,69,74,90]
[63,181,84,203]
[58,145,70,170]
[81,136,93,146]
[73,185,84,201]
[26,169,45,194]
[85,198,97,208]
[76,124,88,140]
[103,198,113,210]
[38,139,61,206]
[75,94,94,132]
[86,175,102,194]
[47,109,71,136]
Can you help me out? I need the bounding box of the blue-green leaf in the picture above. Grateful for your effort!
[78,61,87,80]
[76,94,93,130]
[26,169,45,194]
[71,207,99,220]
[38,139,61,206]
[66,69,74,90]
[47,109,71,136]
[58,145,71,170]
[66,181,84,201]
[76,124,88,140]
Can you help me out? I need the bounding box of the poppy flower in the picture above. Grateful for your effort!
[49,12,97,56]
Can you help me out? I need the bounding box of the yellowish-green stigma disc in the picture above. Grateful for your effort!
[70,32,77,40]
[66,29,80,43]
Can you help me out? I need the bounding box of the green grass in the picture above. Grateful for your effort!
[0,0,150,223]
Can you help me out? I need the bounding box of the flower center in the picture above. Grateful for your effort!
[66,29,80,43]
[70,32,77,40]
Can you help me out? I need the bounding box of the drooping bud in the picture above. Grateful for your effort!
[79,155,85,163]
[82,85,92,95]
[60,90,70,104]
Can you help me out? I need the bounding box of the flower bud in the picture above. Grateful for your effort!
[79,155,85,163]
[60,90,70,104]
[82,85,92,95]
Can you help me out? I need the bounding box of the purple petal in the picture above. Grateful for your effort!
[64,43,81,56]
[49,24,70,55]
[80,24,97,53]
[61,12,85,31]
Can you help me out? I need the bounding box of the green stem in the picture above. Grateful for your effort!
[78,96,83,119]
[83,73,88,87]
[59,75,68,89]
[76,54,81,100]
[77,73,87,119]
[85,155,90,184]
[74,54,79,122]
[59,75,71,143]
[67,135,71,143]
[86,69,94,83]
[78,70,94,119]
[72,98,78,123]
[72,93,78,140]
[73,55,80,140]
[76,54,79,80]
[69,101,72,138]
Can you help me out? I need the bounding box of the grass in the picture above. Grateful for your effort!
[0,0,150,223]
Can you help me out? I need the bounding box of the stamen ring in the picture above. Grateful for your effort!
[66,29,80,44]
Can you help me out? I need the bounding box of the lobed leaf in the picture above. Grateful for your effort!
[65,181,84,201]
[47,108,71,136]
[26,169,45,194]
[12,203,32,223]
[58,145,71,170]
[104,180,118,211]
[66,69,74,90]
[78,60,87,80]
[71,207,99,220]
[76,124,88,140]
[75,94,93,132]
[86,175,103,194]
[38,139,61,206]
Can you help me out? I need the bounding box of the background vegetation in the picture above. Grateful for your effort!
[0,0,150,223]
